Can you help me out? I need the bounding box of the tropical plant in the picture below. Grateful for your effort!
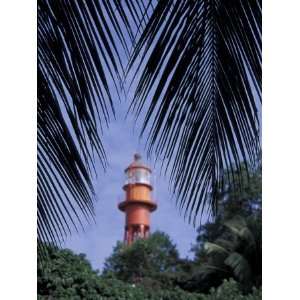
[37,0,152,247]
[187,164,261,293]
[202,215,261,292]
[127,0,261,224]
[103,231,180,285]
[37,245,100,299]
[192,164,261,259]
[37,244,199,299]
[38,244,261,299]
[205,279,261,300]
[38,0,261,248]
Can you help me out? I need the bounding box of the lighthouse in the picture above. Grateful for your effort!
[118,154,157,245]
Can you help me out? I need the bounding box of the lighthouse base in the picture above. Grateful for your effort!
[124,224,150,245]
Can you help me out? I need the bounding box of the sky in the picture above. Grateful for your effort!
[61,2,260,272]
[62,4,202,271]
[64,97,199,271]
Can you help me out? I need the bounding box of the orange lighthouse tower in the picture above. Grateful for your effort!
[118,154,157,245]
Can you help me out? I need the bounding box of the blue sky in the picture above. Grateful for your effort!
[62,7,202,271]
[62,3,260,272]
[64,94,199,271]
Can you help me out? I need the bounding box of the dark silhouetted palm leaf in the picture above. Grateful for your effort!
[128,0,261,224]
[37,0,151,248]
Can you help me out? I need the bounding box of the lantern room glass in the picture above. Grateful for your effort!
[125,168,151,185]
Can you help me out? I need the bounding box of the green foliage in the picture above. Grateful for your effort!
[205,279,261,300]
[192,165,261,257]
[202,215,262,291]
[103,231,180,286]
[37,245,204,299]
[187,166,262,293]
[92,278,205,300]
[38,245,101,299]
[37,245,260,299]
[38,164,261,298]
[38,163,262,299]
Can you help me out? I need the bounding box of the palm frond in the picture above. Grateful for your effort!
[37,0,152,247]
[224,252,252,283]
[204,242,228,255]
[224,216,256,249]
[212,238,237,252]
[128,0,261,224]
[194,263,229,277]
